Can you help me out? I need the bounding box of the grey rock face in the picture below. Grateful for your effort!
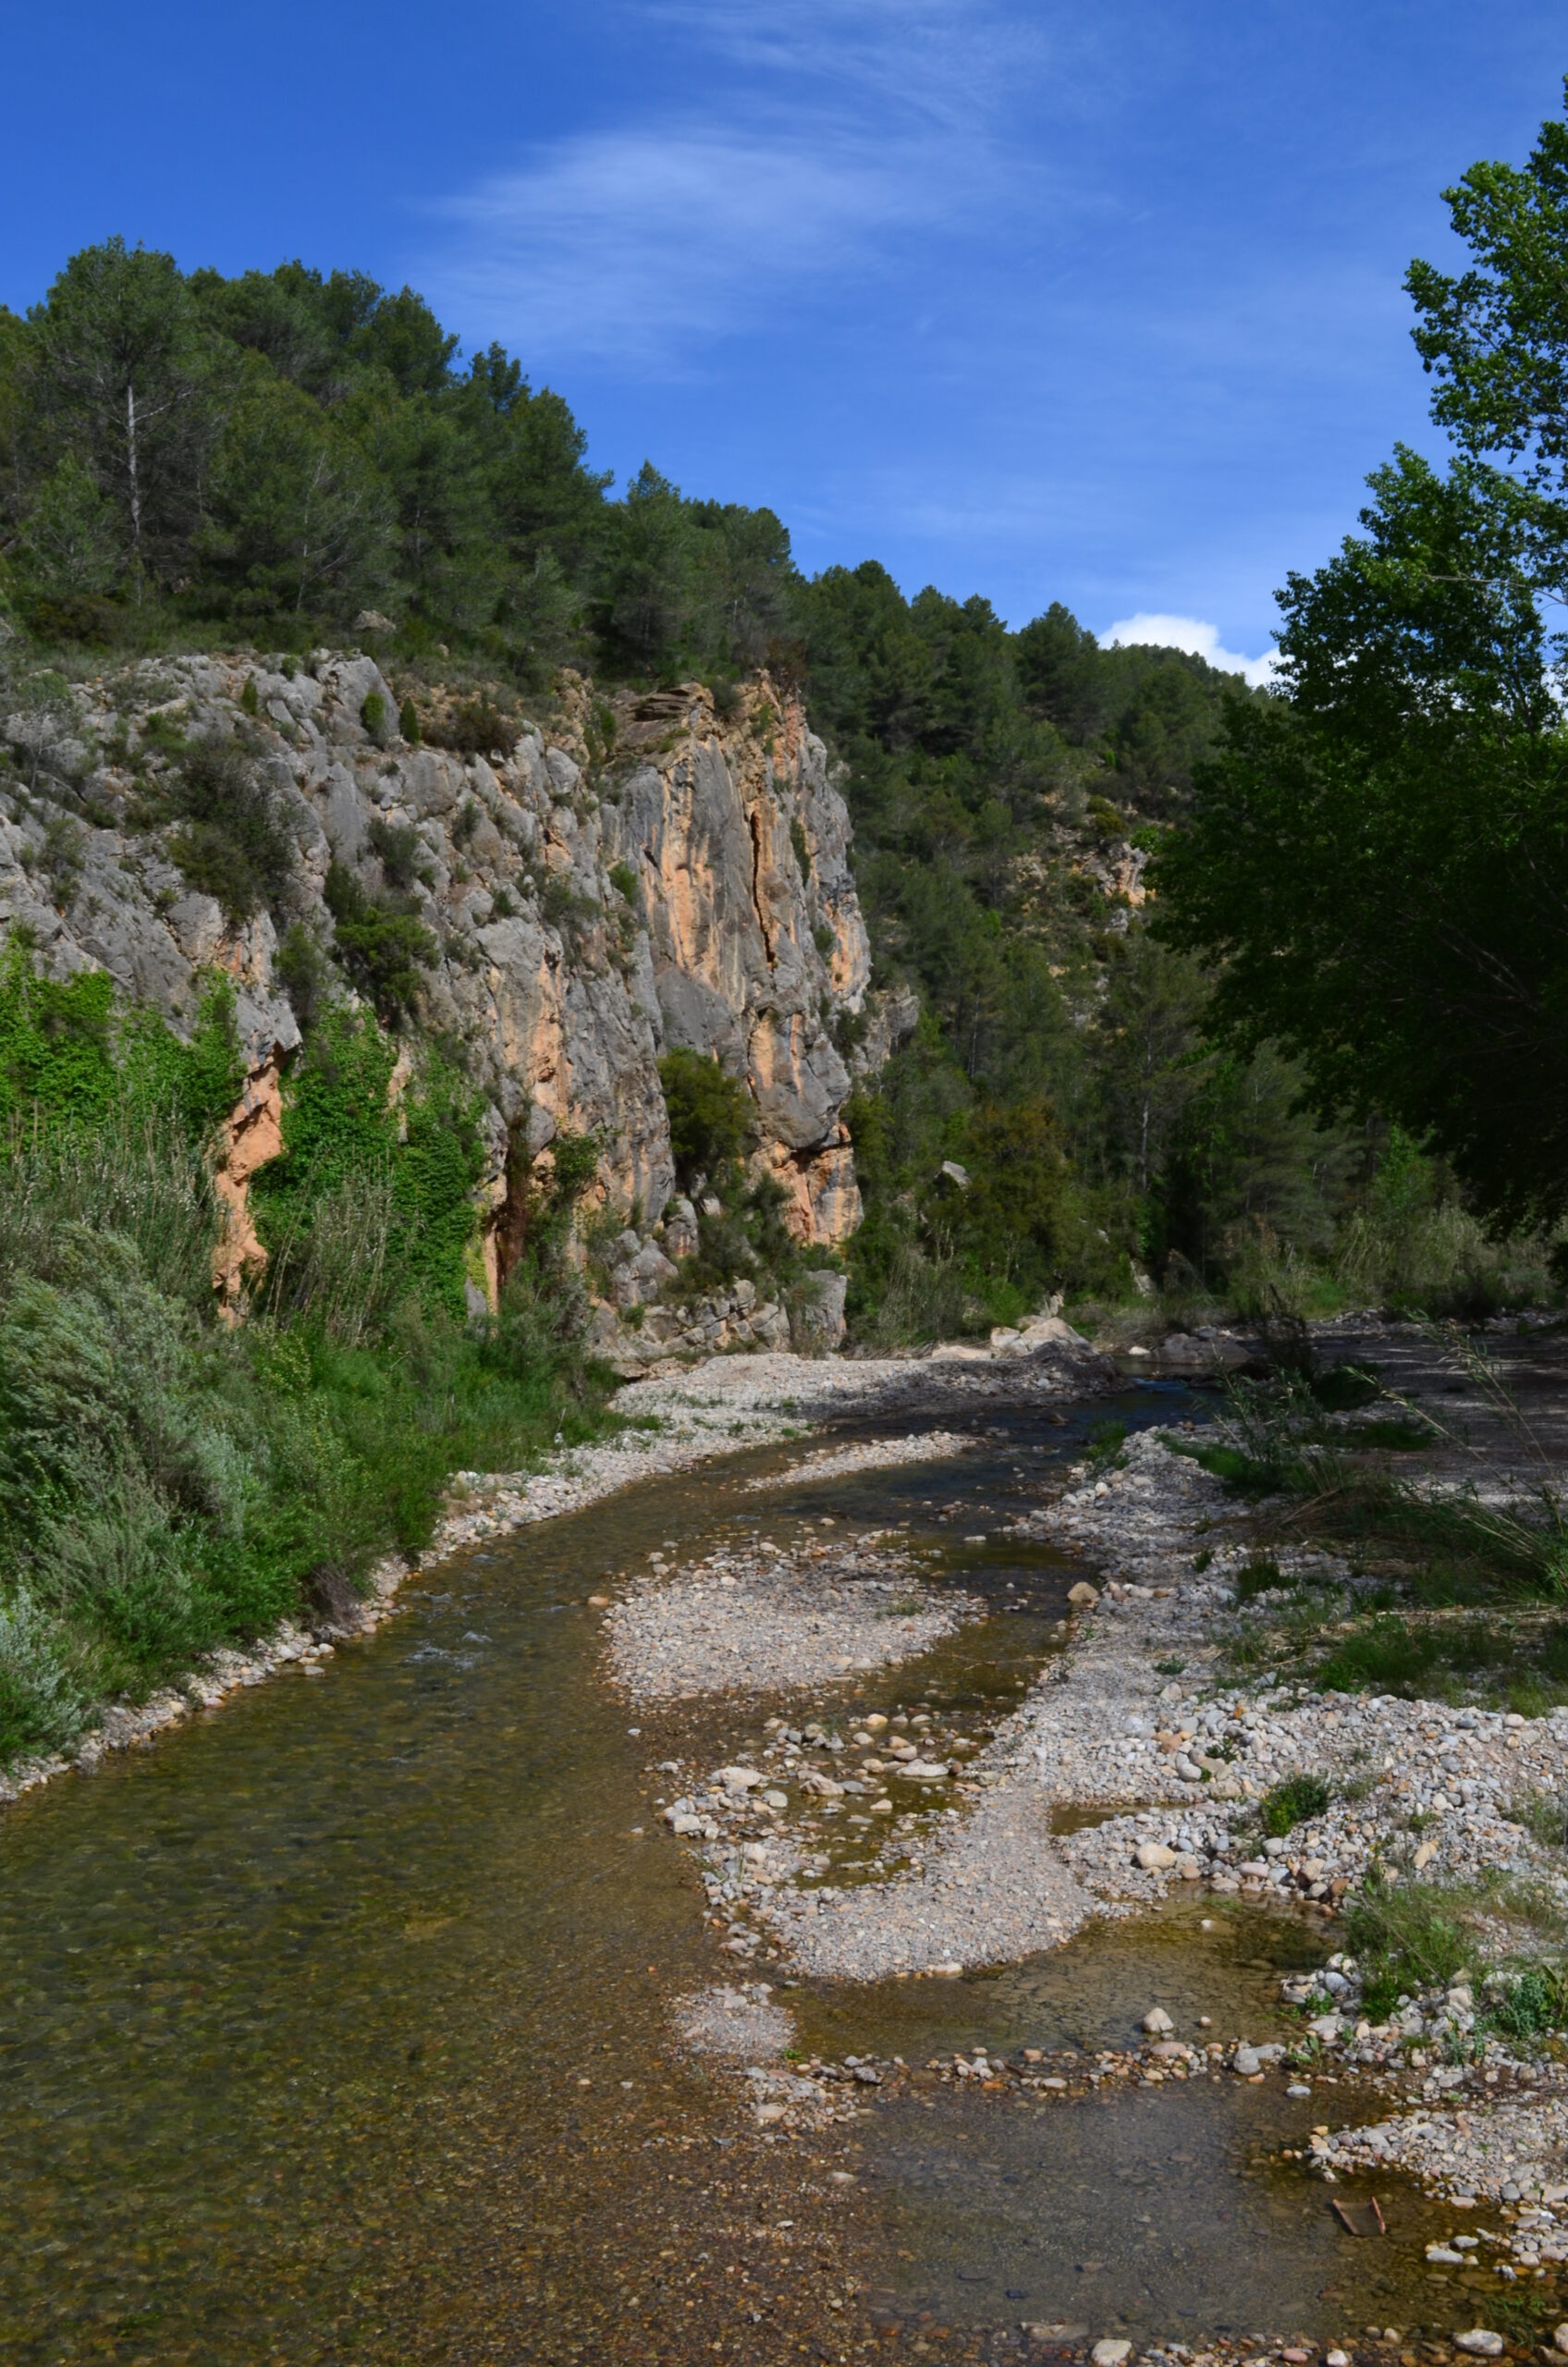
[0,656,887,1280]
[791,1269,849,1355]
[604,681,870,1238]
[851,983,920,1079]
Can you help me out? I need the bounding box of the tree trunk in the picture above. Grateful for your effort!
[126,381,143,601]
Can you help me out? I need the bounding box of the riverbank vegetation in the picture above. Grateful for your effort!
[1188,1320,1568,1715]
[0,950,610,1766]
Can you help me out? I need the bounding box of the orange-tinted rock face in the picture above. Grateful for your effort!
[755,1126,864,1246]
[11,656,895,1303]
[604,676,870,1240]
[212,1055,286,1309]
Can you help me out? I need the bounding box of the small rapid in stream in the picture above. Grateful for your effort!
[0,1384,1443,2361]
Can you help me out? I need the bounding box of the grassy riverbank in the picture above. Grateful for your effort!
[0,962,615,1767]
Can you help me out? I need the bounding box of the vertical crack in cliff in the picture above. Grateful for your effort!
[746,796,777,964]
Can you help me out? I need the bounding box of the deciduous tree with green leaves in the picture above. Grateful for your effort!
[1158,85,1568,1232]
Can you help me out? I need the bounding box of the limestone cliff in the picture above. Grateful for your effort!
[0,652,888,1296]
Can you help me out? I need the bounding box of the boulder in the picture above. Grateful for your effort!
[1017,1313,1091,1352]
[662,1196,700,1259]
[792,1269,848,1353]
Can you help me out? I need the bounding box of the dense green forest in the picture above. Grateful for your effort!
[3,236,1535,1351]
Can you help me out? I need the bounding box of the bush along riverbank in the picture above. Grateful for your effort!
[0,947,617,1778]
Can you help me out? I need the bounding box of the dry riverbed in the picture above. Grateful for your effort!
[610,1382,1568,2366]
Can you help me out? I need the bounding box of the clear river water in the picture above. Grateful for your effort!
[0,1383,1447,2362]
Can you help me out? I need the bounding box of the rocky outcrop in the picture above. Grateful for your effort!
[0,652,882,1294]
[212,1054,285,1311]
[583,1257,847,1379]
[593,676,869,1242]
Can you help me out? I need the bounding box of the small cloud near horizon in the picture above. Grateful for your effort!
[1102,611,1279,688]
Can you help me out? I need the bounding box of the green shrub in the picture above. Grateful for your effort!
[361,691,387,742]
[0,1586,86,1759]
[608,860,639,905]
[324,860,436,1024]
[658,1047,752,1188]
[367,815,422,891]
[846,1226,968,1348]
[1086,1417,1128,1473]
[252,1010,483,1327]
[790,816,811,877]
[398,697,421,745]
[1484,1967,1568,2039]
[1260,1772,1331,1834]
[480,1130,598,1378]
[41,815,86,905]
[0,946,114,1133]
[539,872,596,936]
[239,676,260,717]
[1343,1873,1474,2017]
[1315,1613,1443,1696]
[1351,1416,1429,1450]
[0,945,239,1176]
[273,923,331,1029]
[423,695,519,759]
[0,991,606,1768]
[162,733,295,922]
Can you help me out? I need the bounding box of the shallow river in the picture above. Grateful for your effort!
[0,1383,1444,2361]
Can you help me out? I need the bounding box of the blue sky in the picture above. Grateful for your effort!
[5,2,1563,673]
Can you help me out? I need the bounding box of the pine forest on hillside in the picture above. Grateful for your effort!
[4,229,1555,1359]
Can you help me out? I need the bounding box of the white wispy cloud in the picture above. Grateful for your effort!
[645,0,1060,129]
[416,0,1081,374]
[1102,611,1280,687]
[426,122,954,370]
